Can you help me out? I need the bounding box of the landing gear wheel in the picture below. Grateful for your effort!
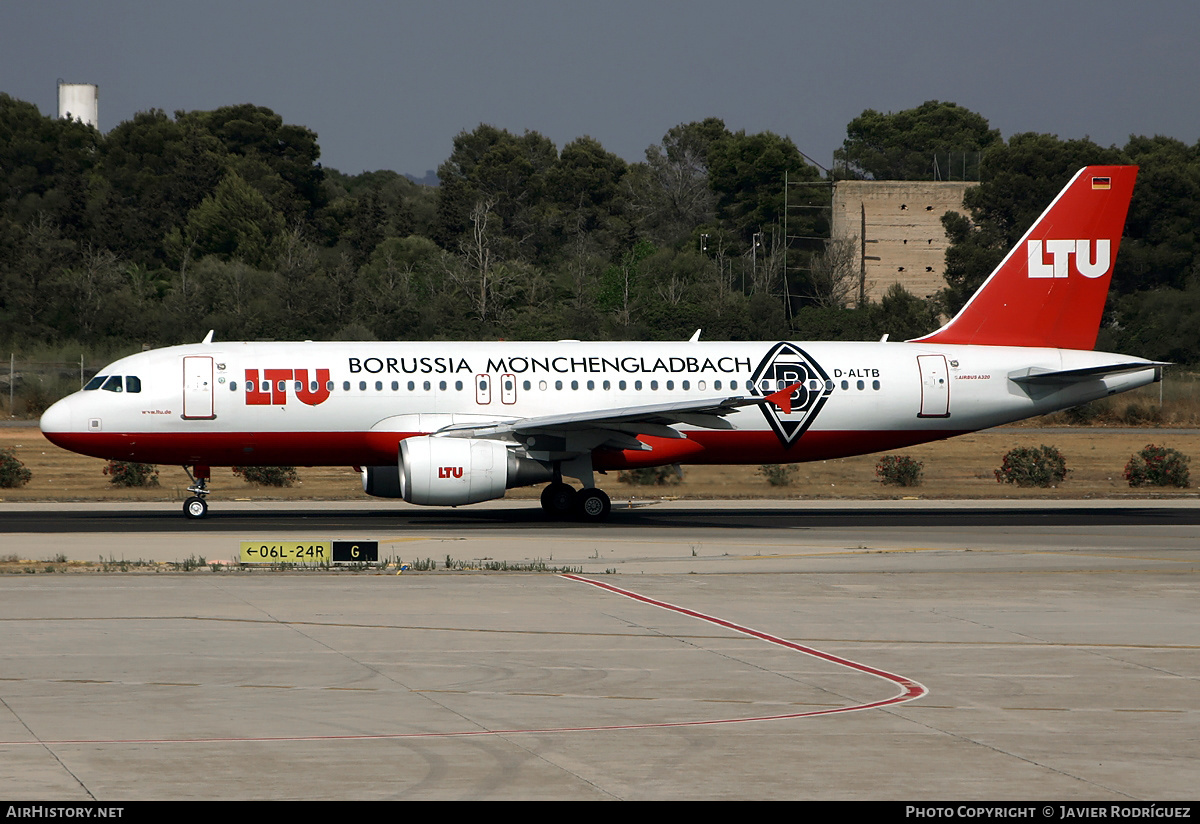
[540,482,577,519]
[575,488,611,522]
[183,496,208,520]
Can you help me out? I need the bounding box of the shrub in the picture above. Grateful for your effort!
[994,445,1068,487]
[0,448,32,488]
[1062,402,1101,425]
[17,382,55,417]
[1121,402,1162,425]
[103,461,159,487]
[1123,444,1189,488]
[876,455,923,486]
[617,465,682,485]
[233,465,300,487]
[758,464,799,486]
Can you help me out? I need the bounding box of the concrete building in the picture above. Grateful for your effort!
[831,180,976,305]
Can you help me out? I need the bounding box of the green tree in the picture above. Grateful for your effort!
[941,133,1126,312]
[0,214,80,341]
[1117,135,1200,294]
[169,172,287,269]
[707,130,819,242]
[1104,280,1200,364]
[434,124,559,262]
[354,235,450,339]
[626,118,728,246]
[319,168,430,263]
[177,104,325,221]
[835,101,1000,180]
[88,110,225,267]
[0,93,100,229]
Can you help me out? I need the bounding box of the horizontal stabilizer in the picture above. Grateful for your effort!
[1008,362,1167,386]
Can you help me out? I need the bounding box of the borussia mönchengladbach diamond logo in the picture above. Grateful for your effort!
[749,342,832,448]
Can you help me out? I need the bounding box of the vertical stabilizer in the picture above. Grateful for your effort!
[912,165,1137,350]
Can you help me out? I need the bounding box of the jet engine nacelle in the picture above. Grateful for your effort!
[361,436,553,506]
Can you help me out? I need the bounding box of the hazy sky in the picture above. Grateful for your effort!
[2,1,1197,177]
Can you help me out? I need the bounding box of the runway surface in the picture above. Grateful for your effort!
[0,499,1197,800]
[5,496,1200,531]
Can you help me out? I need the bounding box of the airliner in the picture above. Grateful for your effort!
[40,166,1160,520]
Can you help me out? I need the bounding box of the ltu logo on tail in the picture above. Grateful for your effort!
[1027,239,1111,279]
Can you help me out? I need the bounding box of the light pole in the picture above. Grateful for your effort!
[750,231,763,293]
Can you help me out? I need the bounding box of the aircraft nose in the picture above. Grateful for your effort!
[40,395,74,434]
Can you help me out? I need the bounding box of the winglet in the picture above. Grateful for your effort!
[689,329,702,343]
[202,330,215,344]
[765,383,802,415]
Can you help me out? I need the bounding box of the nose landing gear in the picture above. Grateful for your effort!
[182,464,211,519]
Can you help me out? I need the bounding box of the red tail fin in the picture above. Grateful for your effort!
[913,165,1137,350]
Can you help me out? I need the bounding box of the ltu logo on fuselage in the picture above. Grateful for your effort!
[1027,239,1111,279]
[245,368,331,406]
[750,342,832,448]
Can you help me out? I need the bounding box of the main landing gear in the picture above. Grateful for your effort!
[539,482,612,522]
[538,456,612,522]
[182,464,211,519]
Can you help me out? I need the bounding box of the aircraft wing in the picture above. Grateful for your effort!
[432,385,799,453]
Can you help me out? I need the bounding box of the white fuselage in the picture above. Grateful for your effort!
[40,339,1158,470]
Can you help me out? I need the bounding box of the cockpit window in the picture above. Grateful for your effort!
[84,376,105,390]
[125,376,141,394]
[101,376,123,393]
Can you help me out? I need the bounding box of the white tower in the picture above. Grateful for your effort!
[57,81,99,129]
